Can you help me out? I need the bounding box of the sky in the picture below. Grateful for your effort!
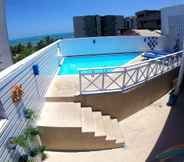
[6,0,184,39]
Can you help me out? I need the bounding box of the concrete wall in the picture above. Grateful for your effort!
[60,36,168,56]
[77,69,178,121]
[0,0,13,70]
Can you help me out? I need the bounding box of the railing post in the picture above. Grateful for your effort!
[122,67,126,91]
[146,62,151,81]
[166,56,170,72]
[154,61,159,76]
[57,43,62,66]
[168,57,172,70]
[177,54,180,67]
[102,70,105,91]
[161,59,165,74]
[135,67,139,83]
[79,71,82,94]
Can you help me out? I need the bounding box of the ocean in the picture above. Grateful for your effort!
[9,32,73,46]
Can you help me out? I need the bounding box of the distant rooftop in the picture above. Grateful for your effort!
[136,10,160,15]
[121,29,161,37]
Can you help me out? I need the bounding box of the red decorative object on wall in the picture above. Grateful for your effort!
[11,84,23,103]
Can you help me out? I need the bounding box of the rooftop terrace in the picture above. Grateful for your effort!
[45,93,172,162]
[0,35,183,162]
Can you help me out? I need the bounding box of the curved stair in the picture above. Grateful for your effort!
[37,102,124,151]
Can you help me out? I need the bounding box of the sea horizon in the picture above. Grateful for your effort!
[9,32,74,46]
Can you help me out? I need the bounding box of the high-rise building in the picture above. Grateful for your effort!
[73,15,101,37]
[73,15,124,37]
[136,10,161,30]
[101,15,124,36]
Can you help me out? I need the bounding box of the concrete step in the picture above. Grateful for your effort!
[81,108,95,133]
[37,102,81,128]
[102,116,116,141]
[40,127,123,151]
[38,101,124,151]
[112,119,124,144]
[93,112,106,137]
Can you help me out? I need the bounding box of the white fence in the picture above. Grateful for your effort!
[0,40,61,162]
[79,51,183,94]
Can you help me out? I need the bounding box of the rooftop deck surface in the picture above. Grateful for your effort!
[44,93,178,162]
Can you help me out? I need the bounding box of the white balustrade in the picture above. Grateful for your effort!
[79,51,183,94]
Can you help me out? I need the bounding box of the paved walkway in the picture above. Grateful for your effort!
[45,93,172,162]
[46,56,145,97]
[146,88,184,161]
[46,75,79,97]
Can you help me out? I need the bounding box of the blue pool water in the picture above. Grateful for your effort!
[58,53,140,75]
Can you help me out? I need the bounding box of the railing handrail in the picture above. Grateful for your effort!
[78,51,183,72]
[79,50,183,94]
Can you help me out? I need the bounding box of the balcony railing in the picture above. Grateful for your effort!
[79,51,183,94]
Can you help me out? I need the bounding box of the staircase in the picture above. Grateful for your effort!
[37,102,124,151]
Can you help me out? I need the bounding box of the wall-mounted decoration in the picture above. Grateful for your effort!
[93,39,96,44]
[32,64,39,76]
[11,84,23,103]
[144,37,158,50]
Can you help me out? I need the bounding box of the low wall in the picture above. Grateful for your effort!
[77,69,178,121]
[0,40,60,162]
[60,36,168,56]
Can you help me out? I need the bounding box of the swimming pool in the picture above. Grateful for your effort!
[58,53,140,75]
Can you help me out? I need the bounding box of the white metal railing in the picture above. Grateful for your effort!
[79,51,183,94]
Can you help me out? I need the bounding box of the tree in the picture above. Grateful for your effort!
[10,35,57,63]
[44,36,53,45]
[16,43,25,53]
[27,42,33,49]
[36,40,45,50]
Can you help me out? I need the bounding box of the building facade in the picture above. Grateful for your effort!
[101,15,124,36]
[136,10,161,30]
[0,0,13,70]
[161,5,184,50]
[123,16,137,30]
[73,15,124,37]
[73,15,101,37]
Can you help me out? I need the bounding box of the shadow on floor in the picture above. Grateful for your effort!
[146,89,184,161]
